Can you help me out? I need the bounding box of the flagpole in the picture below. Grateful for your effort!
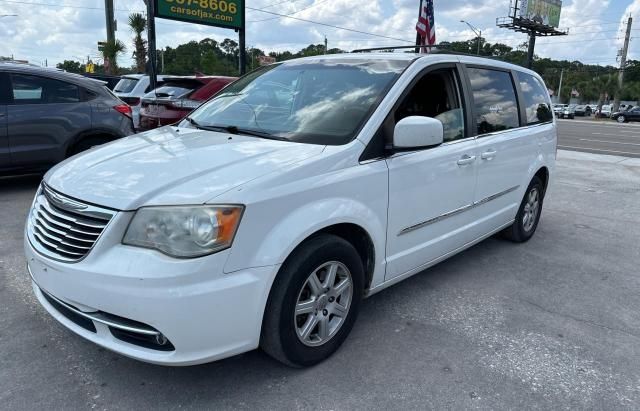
[415,0,422,53]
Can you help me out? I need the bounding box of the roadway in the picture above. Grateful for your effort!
[557,119,640,158]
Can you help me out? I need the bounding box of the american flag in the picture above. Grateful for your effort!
[416,0,436,53]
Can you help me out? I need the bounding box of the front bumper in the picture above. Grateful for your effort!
[25,235,280,366]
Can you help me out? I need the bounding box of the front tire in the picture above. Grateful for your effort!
[617,115,626,123]
[260,234,364,367]
[502,176,544,243]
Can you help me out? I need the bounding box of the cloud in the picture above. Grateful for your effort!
[0,0,633,69]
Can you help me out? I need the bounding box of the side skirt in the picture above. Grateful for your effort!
[366,220,514,297]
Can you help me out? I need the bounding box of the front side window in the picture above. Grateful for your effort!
[186,59,410,145]
[517,72,552,125]
[11,74,80,104]
[395,68,465,142]
[467,68,520,135]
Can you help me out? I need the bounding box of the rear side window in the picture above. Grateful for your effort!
[11,74,80,104]
[467,68,519,135]
[114,77,139,93]
[517,72,552,125]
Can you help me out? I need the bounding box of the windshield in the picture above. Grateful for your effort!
[183,58,410,145]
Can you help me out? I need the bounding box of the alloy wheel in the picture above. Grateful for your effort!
[294,261,353,347]
[522,187,540,233]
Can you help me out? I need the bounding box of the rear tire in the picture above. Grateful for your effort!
[260,234,364,367]
[617,115,626,123]
[68,136,111,157]
[502,176,544,243]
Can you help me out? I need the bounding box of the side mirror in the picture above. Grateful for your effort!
[393,116,444,150]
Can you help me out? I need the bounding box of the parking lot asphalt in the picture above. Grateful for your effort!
[1,150,640,410]
[557,119,640,158]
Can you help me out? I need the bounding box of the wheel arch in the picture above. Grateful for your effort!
[224,198,386,293]
[65,128,122,158]
[533,166,549,195]
[288,223,376,293]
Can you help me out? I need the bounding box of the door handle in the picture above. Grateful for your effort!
[481,149,497,160]
[457,154,476,166]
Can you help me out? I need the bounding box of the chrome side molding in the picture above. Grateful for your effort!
[398,185,519,236]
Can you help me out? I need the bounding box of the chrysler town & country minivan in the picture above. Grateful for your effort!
[25,53,556,367]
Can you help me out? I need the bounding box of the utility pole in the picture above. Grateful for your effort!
[104,0,115,43]
[527,33,536,69]
[613,16,633,112]
[557,68,564,103]
[324,36,328,54]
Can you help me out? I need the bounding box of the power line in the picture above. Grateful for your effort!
[248,0,331,23]
[244,6,412,43]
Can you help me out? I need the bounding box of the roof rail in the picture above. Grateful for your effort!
[351,44,485,58]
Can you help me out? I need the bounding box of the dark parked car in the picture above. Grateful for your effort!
[138,76,236,131]
[574,104,593,116]
[0,63,134,175]
[612,106,640,123]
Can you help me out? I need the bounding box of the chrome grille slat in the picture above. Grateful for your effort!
[33,215,96,243]
[36,208,102,236]
[32,225,93,250]
[37,198,107,229]
[27,185,116,262]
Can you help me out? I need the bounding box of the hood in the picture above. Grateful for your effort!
[45,127,325,210]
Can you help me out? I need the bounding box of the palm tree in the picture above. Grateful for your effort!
[128,13,147,73]
[102,39,126,75]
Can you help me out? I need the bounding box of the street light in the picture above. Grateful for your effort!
[0,14,17,18]
[460,20,482,56]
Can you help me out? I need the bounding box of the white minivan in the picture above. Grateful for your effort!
[25,53,556,367]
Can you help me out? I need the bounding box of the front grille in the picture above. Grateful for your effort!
[27,185,115,262]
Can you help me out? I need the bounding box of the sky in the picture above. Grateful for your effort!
[0,0,638,69]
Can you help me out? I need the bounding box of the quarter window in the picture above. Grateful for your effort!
[11,74,80,104]
[517,72,552,125]
[467,68,520,135]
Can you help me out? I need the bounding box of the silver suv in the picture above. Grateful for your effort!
[0,64,134,176]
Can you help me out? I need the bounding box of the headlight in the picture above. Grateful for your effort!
[123,205,244,258]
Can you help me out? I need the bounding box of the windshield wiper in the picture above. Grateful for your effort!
[222,125,289,141]
[185,119,288,141]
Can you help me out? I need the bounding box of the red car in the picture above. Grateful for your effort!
[138,76,236,131]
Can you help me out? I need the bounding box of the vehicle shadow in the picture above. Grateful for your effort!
[80,236,512,408]
[0,173,42,194]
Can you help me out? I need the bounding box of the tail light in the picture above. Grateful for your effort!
[120,97,141,106]
[114,104,132,118]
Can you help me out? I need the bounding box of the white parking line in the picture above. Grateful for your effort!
[557,145,640,156]
[579,138,640,146]
[591,132,640,138]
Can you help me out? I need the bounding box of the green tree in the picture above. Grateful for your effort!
[102,39,126,75]
[128,13,147,73]
[56,60,83,73]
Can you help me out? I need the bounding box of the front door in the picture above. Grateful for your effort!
[385,66,478,280]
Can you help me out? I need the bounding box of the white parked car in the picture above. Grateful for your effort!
[113,74,166,129]
[25,54,556,367]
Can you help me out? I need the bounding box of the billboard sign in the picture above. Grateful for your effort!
[519,0,562,28]
[154,0,244,30]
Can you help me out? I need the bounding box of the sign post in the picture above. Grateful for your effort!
[147,0,158,92]
[152,0,246,74]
